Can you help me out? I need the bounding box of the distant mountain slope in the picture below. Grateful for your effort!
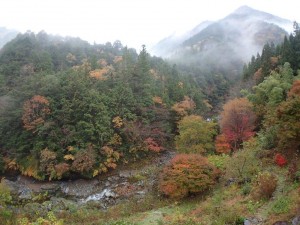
[150,21,213,57]
[151,6,292,75]
[0,27,18,49]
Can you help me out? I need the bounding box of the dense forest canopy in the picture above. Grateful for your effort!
[0,31,211,180]
[1,10,300,225]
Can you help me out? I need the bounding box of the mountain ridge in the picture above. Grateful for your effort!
[151,5,292,60]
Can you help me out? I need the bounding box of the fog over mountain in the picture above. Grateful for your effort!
[151,5,292,62]
[0,27,18,49]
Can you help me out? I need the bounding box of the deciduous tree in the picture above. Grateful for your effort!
[220,98,256,150]
[175,115,216,154]
[159,154,220,199]
[22,95,50,132]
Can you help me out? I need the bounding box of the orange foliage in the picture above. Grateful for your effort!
[3,158,19,171]
[54,163,70,179]
[98,146,120,173]
[22,95,50,132]
[89,67,109,80]
[215,134,231,154]
[288,80,300,97]
[172,96,196,117]
[159,154,220,199]
[152,96,163,105]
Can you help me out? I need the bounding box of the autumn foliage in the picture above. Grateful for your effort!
[71,147,96,174]
[274,153,287,167]
[22,95,50,132]
[220,98,256,151]
[276,91,300,153]
[288,80,300,97]
[159,154,220,199]
[144,137,164,153]
[215,134,231,154]
[172,96,196,118]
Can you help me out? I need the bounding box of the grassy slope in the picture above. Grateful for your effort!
[82,139,300,225]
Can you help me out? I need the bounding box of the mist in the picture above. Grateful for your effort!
[150,6,292,81]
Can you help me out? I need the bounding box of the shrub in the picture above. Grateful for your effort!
[271,196,291,214]
[159,154,220,199]
[0,179,13,224]
[251,172,277,200]
[274,153,287,167]
[207,154,230,170]
[224,139,261,182]
[71,147,96,174]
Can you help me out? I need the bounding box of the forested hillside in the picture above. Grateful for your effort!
[151,6,292,113]
[1,14,300,225]
[0,31,209,181]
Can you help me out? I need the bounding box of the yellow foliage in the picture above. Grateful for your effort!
[93,169,99,177]
[3,158,19,171]
[99,146,120,173]
[150,69,159,79]
[203,99,213,109]
[152,96,163,105]
[109,133,122,146]
[67,146,74,151]
[178,82,184,88]
[112,116,123,128]
[99,164,108,173]
[105,162,117,169]
[66,53,76,63]
[64,154,75,161]
[20,158,42,180]
[72,59,91,73]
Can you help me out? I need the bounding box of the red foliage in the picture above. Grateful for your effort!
[274,153,287,167]
[144,137,164,153]
[220,98,256,151]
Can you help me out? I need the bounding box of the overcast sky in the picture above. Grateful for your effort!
[1,0,300,50]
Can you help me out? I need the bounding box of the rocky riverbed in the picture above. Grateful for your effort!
[2,151,175,213]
